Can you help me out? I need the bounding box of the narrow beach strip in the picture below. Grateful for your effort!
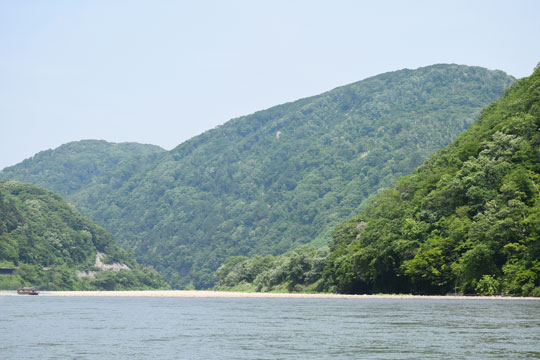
[1,290,538,300]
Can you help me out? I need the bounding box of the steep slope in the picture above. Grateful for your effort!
[1,64,514,288]
[0,181,165,290]
[323,65,540,296]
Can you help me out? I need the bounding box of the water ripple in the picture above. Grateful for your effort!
[1,297,539,359]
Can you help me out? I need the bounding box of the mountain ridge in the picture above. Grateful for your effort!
[0,64,515,288]
[0,140,165,192]
[322,65,540,296]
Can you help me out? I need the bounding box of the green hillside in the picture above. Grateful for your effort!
[323,65,540,296]
[0,140,165,195]
[1,65,514,288]
[0,181,165,290]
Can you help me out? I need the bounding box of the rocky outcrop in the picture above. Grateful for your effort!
[77,252,130,278]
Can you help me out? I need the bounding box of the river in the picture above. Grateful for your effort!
[1,296,539,359]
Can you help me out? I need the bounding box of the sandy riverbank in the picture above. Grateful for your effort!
[1,290,539,300]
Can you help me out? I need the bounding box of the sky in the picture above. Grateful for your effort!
[1,0,540,170]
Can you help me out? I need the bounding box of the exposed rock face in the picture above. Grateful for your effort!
[77,252,130,278]
[95,252,130,271]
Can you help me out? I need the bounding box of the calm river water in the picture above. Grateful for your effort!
[1,296,539,359]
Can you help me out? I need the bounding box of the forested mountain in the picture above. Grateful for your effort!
[0,181,165,290]
[322,65,540,296]
[0,64,514,288]
[0,140,165,196]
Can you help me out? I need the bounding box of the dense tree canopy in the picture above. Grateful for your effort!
[0,140,165,196]
[214,245,329,293]
[323,65,540,296]
[1,65,514,288]
[0,181,165,290]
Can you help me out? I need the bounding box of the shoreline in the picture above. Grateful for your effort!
[1,290,539,300]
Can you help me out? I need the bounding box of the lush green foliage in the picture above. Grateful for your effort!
[0,140,165,200]
[214,245,329,292]
[0,181,165,290]
[323,66,540,296]
[1,65,514,288]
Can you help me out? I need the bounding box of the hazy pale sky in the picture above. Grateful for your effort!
[1,0,539,170]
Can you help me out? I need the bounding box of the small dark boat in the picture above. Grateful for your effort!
[17,287,39,295]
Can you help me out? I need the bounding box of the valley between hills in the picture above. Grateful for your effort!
[2,63,539,296]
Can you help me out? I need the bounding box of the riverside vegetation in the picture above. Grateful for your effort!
[1,64,516,289]
[0,181,165,290]
[216,64,540,297]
